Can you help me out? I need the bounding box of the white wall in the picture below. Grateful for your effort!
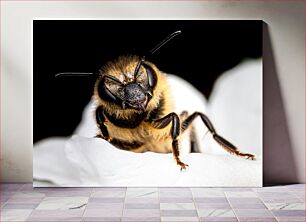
[1,1,304,183]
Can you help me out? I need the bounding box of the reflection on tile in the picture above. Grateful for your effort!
[122,217,161,221]
[0,209,32,221]
[27,216,83,221]
[224,191,258,198]
[159,188,192,197]
[160,203,196,210]
[191,188,225,198]
[83,217,121,222]
[91,189,125,198]
[252,186,289,193]
[200,217,238,222]
[0,184,23,191]
[276,217,306,222]
[126,188,158,198]
[237,217,277,222]
[198,209,235,217]
[161,216,199,222]
[36,197,88,210]
[44,191,92,197]
[265,202,305,210]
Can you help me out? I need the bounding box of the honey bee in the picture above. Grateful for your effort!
[56,30,256,170]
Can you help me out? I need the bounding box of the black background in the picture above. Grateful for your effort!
[34,20,262,143]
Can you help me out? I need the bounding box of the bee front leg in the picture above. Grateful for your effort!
[181,112,256,160]
[95,106,110,141]
[152,113,188,170]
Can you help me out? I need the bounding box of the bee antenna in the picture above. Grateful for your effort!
[148,30,182,56]
[134,30,182,78]
[54,72,97,78]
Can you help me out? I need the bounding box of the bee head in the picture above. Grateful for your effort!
[96,57,157,112]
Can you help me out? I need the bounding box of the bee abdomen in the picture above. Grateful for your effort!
[110,138,144,151]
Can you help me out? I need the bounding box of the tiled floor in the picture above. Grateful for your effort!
[0,184,305,222]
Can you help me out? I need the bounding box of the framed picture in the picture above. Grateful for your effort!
[33,20,262,187]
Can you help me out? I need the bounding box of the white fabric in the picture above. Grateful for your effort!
[33,59,262,187]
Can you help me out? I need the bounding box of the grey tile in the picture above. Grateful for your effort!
[160,197,194,203]
[89,197,124,203]
[161,210,198,217]
[194,197,228,203]
[122,217,161,221]
[122,209,160,217]
[200,217,238,222]
[272,209,305,217]
[125,203,160,209]
[234,209,274,218]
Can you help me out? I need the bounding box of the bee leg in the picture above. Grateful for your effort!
[152,113,188,170]
[95,106,110,141]
[181,112,256,160]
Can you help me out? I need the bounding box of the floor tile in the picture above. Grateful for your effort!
[227,197,262,204]
[83,217,121,222]
[234,209,274,218]
[125,203,160,209]
[200,217,238,222]
[195,202,231,209]
[198,209,235,217]
[160,203,196,210]
[162,216,199,221]
[230,202,267,209]
[194,197,228,203]
[91,189,125,198]
[0,209,32,221]
[2,203,39,209]
[161,209,198,217]
[237,217,277,222]
[126,188,158,198]
[159,188,192,197]
[265,202,305,210]
[272,209,305,217]
[29,209,84,217]
[122,217,161,221]
[1,184,23,191]
[83,209,123,217]
[160,197,194,203]
[86,202,123,209]
[224,191,258,198]
[122,209,160,217]
[191,188,225,198]
[125,197,159,203]
[89,197,124,203]
[36,196,88,210]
